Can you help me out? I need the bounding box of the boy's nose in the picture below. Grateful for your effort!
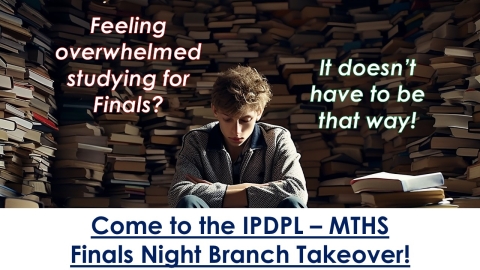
[233,122,242,134]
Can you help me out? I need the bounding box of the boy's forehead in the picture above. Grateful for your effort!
[220,110,256,118]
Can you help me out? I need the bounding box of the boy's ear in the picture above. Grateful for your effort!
[211,105,218,117]
[257,109,263,121]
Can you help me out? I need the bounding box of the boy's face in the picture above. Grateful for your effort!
[213,106,261,149]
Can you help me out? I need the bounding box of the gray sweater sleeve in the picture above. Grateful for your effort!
[168,133,228,208]
[246,129,308,208]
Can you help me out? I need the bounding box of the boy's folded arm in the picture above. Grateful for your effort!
[168,131,263,208]
[246,130,308,208]
[223,186,248,208]
[168,154,228,208]
[222,183,270,208]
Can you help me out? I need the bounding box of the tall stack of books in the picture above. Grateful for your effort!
[443,3,480,206]
[142,112,189,207]
[0,0,59,208]
[86,1,151,208]
[444,23,480,204]
[102,113,150,208]
[46,0,111,208]
[52,123,111,207]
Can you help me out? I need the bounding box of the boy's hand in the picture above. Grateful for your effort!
[228,182,271,190]
[186,175,283,187]
[186,174,212,185]
[266,180,283,185]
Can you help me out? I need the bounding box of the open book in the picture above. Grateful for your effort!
[350,172,444,193]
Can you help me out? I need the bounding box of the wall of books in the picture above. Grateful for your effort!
[0,0,479,208]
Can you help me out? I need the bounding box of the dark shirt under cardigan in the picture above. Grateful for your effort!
[168,122,308,208]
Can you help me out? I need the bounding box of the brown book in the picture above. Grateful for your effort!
[334,135,364,146]
[114,200,149,208]
[361,188,445,207]
[111,144,146,155]
[53,167,103,181]
[317,186,354,196]
[452,198,480,208]
[55,148,106,164]
[102,123,140,136]
[64,197,110,208]
[109,133,144,145]
[52,178,103,187]
[329,194,362,205]
[51,184,98,198]
[466,163,480,180]
[296,137,328,150]
[300,148,330,161]
[411,156,468,172]
[53,160,105,172]
[97,113,139,122]
[5,182,35,194]
[149,136,180,145]
[321,161,361,178]
[105,172,149,182]
[303,167,320,178]
[57,135,108,147]
[57,123,103,137]
[145,195,168,205]
[107,159,146,173]
[0,74,13,89]
[444,178,477,195]
[422,136,480,150]
[0,197,42,208]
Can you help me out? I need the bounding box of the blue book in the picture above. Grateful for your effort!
[0,185,23,197]
[388,2,411,16]
[342,41,363,53]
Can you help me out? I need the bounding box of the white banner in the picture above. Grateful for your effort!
[0,208,475,269]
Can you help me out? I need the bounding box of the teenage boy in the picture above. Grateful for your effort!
[168,66,308,208]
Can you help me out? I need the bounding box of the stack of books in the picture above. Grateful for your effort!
[351,171,447,207]
[0,0,59,208]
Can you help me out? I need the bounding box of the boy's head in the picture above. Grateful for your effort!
[211,66,272,148]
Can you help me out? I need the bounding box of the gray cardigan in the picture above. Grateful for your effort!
[168,122,308,208]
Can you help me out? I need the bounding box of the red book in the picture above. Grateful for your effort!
[32,112,59,132]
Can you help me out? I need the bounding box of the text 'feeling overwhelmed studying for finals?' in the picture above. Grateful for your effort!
[55,17,203,114]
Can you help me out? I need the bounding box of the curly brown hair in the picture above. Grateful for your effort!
[211,65,272,117]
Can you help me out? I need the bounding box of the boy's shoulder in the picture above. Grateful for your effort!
[187,121,289,134]
[256,122,290,134]
[256,122,291,141]
[184,121,290,144]
[184,121,218,137]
